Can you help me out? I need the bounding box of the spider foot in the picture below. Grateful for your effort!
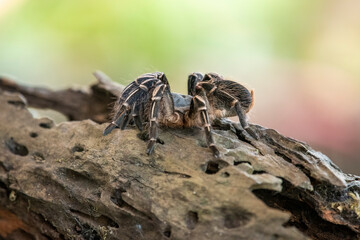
[236,128,255,143]
[228,122,258,142]
[103,122,118,136]
[245,127,259,140]
[137,132,164,144]
[156,138,165,144]
[146,140,156,155]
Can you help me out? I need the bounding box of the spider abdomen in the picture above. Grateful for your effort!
[217,80,253,111]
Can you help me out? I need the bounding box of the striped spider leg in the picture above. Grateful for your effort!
[104,72,166,135]
[187,88,221,158]
[104,72,177,155]
[188,73,258,141]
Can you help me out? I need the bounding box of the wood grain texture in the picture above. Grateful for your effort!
[0,76,359,240]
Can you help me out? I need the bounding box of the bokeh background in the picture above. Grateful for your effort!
[1,0,359,174]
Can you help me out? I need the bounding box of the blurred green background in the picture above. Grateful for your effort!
[1,0,359,174]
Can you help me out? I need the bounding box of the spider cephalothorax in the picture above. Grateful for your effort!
[104,72,256,157]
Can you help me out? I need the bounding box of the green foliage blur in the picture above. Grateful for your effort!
[0,0,324,92]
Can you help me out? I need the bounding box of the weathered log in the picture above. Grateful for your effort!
[0,71,123,123]
[0,74,359,240]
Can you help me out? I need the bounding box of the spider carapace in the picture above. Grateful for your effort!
[104,72,256,158]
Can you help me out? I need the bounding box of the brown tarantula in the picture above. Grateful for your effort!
[104,72,256,157]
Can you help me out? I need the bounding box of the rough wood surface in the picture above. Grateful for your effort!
[0,71,122,123]
[0,75,359,240]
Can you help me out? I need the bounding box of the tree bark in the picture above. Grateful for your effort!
[0,74,359,240]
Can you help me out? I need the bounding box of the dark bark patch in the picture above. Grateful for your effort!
[234,160,251,166]
[185,211,198,230]
[72,144,85,153]
[71,209,119,229]
[7,100,26,108]
[29,132,38,138]
[56,168,98,192]
[220,207,253,229]
[252,170,267,175]
[110,188,127,208]
[221,172,230,178]
[79,223,101,240]
[5,137,28,156]
[252,182,359,240]
[6,229,36,240]
[163,225,171,238]
[202,160,229,174]
[39,121,53,129]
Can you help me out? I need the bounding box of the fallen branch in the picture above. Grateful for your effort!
[0,71,123,123]
[0,74,359,240]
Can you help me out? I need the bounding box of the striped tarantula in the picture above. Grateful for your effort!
[104,72,256,157]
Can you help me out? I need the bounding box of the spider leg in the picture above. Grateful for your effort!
[104,74,162,136]
[199,82,258,140]
[146,84,167,155]
[120,73,162,99]
[104,87,143,135]
[132,103,144,131]
[128,76,164,130]
[105,72,174,155]
[103,104,131,135]
[120,107,133,130]
[233,101,258,140]
[187,72,204,96]
[188,95,220,158]
[233,101,249,129]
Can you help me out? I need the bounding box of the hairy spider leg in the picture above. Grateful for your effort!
[126,73,168,130]
[161,85,176,117]
[126,76,166,130]
[146,84,167,155]
[233,101,258,140]
[120,107,133,130]
[103,75,162,135]
[117,74,159,106]
[198,82,247,127]
[132,103,144,131]
[188,94,220,158]
[187,72,204,96]
[200,82,258,140]
[103,104,130,135]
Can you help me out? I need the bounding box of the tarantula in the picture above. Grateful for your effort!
[104,72,256,157]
